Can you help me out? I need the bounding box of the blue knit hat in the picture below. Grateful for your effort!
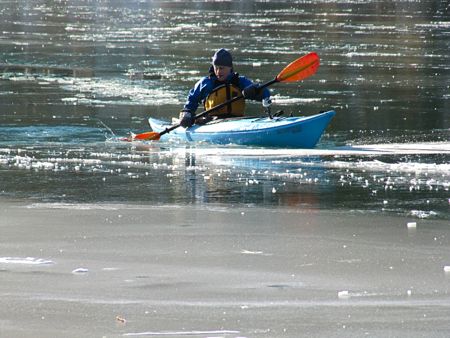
[212,48,233,67]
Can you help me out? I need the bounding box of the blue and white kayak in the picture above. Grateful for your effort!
[148,110,335,148]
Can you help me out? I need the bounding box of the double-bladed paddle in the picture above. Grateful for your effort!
[128,52,320,141]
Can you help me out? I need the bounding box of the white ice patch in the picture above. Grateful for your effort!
[323,160,450,175]
[338,290,350,299]
[348,142,450,155]
[272,94,322,105]
[409,210,438,219]
[4,74,182,106]
[72,268,89,274]
[57,77,182,106]
[1,152,103,172]
[123,330,240,336]
[407,222,417,229]
[345,52,403,58]
[26,203,119,210]
[0,257,54,265]
[172,142,450,157]
[416,22,450,29]
[240,249,273,256]
[102,267,120,271]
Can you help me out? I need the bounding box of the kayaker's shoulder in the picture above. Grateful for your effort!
[194,75,215,88]
[237,74,252,83]
[236,75,259,89]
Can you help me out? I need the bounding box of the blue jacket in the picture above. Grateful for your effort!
[183,71,270,113]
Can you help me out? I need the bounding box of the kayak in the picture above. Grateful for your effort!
[148,110,335,148]
[149,110,335,148]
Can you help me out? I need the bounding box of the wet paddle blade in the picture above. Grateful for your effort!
[133,131,161,141]
[276,52,320,83]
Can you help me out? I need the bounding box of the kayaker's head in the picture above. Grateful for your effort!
[212,48,233,82]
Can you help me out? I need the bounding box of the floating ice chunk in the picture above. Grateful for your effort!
[240,249,273,256]
[410,210,438,219]
[61,97,78,103]
[241,249,264,255]
[444,266,450,273]
[407,222,417,229]
[123,330,240,336]
[102,267,119,271]
[72,267,89,274]
[0,257,54,265]
[338,290,350,299]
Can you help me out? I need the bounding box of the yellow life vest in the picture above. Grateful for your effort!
[204,84,245,117]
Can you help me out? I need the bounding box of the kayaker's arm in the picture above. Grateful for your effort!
[239,76,270,101]
[181,77,214,128]
[183,76,212,113]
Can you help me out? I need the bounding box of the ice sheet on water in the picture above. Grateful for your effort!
[2,140,449,178]
[123,330,240,336]
[169,141,450,157]
[416,22,450,29]
[1,139,449,219]
[2,73,182,106]
[272,94,322,105]
[57,77,182,106]
[241,249,273,256]
[321,160,450,175]
[72,268,89,274]
[26,203,119,210]
[409,210,439,219]
[0,257,54,265]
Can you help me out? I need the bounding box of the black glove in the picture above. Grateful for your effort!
[179,110,195,128]
[242,84,263,100]
[195,115,213,125]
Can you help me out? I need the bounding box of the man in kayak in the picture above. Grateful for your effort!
[179,48,271,128]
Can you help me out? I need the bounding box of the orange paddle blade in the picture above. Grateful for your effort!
[133,131,161,141]
[276,52,320,83]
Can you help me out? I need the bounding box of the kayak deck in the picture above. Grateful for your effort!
[149,110,335,148]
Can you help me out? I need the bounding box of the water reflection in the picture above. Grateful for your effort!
[0,133,448,218]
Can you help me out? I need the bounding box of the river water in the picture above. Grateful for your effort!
[0,0,449,219]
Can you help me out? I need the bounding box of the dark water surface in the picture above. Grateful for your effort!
[0,0,449,219]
